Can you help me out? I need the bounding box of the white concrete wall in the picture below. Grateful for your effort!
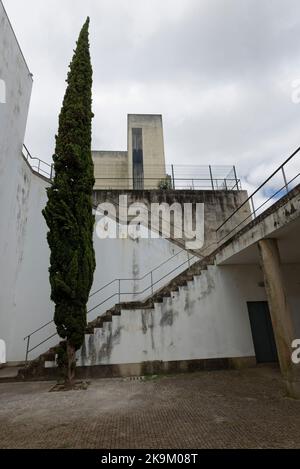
[90,223,196,315]
[0,1,33,362]
[77,263,300,367]
[9,163,52,362]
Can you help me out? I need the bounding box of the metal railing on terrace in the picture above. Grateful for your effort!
[22,144,54,180]
[216,146,300,244]
[22,145,241,191]
[94,164,241,190]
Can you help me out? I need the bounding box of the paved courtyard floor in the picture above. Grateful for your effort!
[0,365,300,449]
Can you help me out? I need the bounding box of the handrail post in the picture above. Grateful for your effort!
[209,166,214,191]
[251,196,256,219]
[282,166,289,194]
[25,335,30,365]
[118,279,121,304]
[171,165,175,190]
[150,271,154,296]
[233,166,238,191]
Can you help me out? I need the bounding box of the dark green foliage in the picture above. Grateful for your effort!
[43,18,95,353]
[158,175,173,190]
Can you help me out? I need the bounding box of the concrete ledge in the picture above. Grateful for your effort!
[285,379,300,400]
[16,356,257,382]
[216,183,300,265]
[4,361,25,367]
[228,356,257,369]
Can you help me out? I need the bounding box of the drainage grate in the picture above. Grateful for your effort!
[123,376,145,382]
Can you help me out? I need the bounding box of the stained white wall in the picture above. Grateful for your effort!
[0,1,33,362]
[77,263,300,367]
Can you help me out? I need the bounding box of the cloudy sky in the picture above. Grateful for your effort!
[4,0,300,190]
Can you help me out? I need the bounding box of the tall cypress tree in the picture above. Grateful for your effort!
[43,18,95,386]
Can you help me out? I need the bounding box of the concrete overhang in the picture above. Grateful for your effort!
[216,184,300,265]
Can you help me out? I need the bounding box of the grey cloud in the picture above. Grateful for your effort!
[4,0,300,189]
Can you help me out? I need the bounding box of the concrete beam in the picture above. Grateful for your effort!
[258,238,300,398]
[216,184,300,265]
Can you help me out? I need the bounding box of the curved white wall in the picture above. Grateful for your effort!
[0,1,33,362]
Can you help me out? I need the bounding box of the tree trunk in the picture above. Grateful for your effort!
[66,342,76,387]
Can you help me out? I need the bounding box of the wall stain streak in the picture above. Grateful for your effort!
[160,306,178,327]
[197,271,215,302]
[97,324,122,362]
[141,310,155,349]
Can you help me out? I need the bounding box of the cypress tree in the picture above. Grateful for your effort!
[43,18,95,386]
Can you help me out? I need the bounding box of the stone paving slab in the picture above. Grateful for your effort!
[0,366,300,449]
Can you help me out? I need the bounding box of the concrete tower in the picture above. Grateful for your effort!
[93,114,166,190]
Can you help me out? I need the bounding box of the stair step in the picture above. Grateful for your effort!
[44,360,57,369]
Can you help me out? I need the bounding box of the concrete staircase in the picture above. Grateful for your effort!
[18,255,214,381]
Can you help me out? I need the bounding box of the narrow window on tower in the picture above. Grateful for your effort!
[132,128,144,190]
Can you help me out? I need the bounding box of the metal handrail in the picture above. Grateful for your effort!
[87,255,195,316]
[89,248,188,298]
[94,178,241,191]
[22,144,241,191]
[22,144,54,180]
[216,145,300,243]
[24,248,190,339]
[24,249,197,362]
[24,319,54,339]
